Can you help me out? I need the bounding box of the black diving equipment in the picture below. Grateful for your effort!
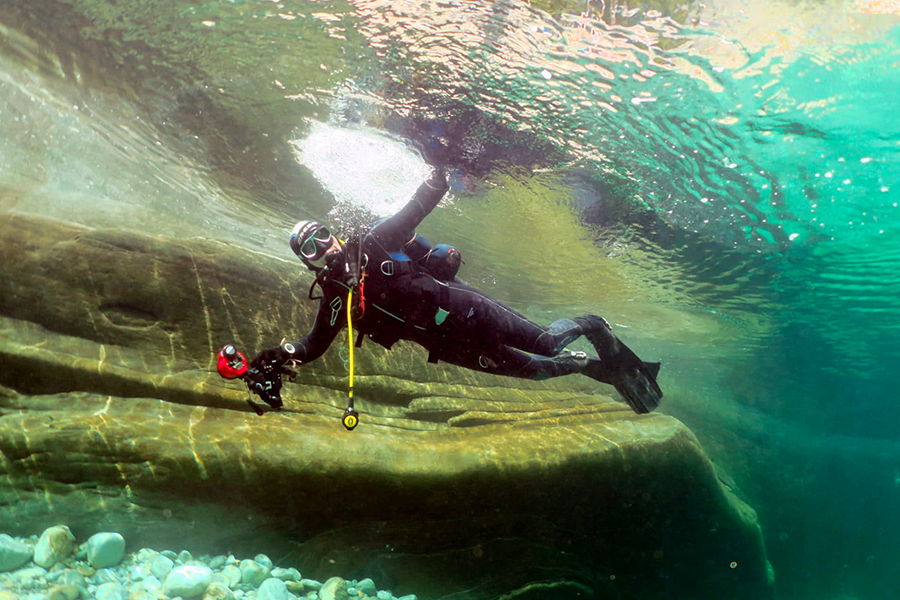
[215,344,296,415]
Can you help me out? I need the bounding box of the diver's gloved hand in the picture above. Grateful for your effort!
[427,166,449,192]
[250,347,289,374]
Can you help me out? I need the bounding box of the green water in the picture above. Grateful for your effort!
[1,0,899,598]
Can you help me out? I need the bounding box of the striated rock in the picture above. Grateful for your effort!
[86,533,126,569]
[0,214,773,600]
[34,526,76,569]
[0,534,31,572]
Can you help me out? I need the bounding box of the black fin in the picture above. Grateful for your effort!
[643,361,661,379]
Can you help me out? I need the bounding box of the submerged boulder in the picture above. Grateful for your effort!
[0,212,773,599]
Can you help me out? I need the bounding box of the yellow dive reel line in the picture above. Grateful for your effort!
[342,286,360,431]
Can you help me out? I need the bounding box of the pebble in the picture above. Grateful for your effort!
[258,577,287,600]
[46,585,79,600]
[164,565,214,598]
[127,564,150,581]
[285,581,304,595]
[94,568,121,584]
[59,570,86,588]
[238,560,269,587]
[140,575,162,592]
[356,579,376,597]
[203,581,235,600]
[34,526,76,568]
[86,533,126,569]
[134,548,158,563]
[0,531,422,600]
[271,568,300,582]
[221,565,242,586]
[150,554,175,580]
[318,577,348,600]
[74,564,95,577]
[12,567,47,586]
[0,534,32,573]
[96,582,126,600]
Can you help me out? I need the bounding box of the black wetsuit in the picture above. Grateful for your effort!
[275,175,616,381]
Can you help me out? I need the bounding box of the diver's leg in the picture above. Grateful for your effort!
[441,282,608,356]
[431,343,589,381]
[438,282,663,413]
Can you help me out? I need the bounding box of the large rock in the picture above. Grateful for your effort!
[0,213,773,600]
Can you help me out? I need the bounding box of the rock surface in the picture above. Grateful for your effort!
[0,534,31,572]
[0,213,773,600]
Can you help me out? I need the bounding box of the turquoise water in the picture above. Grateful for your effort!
[1,0,899,598]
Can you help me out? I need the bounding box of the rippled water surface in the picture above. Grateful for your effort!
[2,0,900,598]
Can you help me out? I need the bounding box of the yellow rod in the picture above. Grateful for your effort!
[347,289,354,400]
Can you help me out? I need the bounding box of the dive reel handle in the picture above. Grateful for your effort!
[342,407,360,431]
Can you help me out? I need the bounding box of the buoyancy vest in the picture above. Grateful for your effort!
[341,228,459,350]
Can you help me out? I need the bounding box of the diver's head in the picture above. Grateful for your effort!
[290,220,342,270]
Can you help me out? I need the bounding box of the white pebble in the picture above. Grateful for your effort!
[165,565,214,598]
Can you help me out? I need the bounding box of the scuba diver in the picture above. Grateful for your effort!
[246,168,663,418]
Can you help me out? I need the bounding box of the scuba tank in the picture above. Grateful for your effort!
[402,234,463,281]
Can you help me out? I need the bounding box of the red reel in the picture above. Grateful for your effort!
[217,345,248,379]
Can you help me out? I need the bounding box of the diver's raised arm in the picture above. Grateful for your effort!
[370,168,448,248]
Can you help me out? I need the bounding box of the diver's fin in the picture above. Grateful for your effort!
[643,361,661,379]
[613,369,662,414]
[580,357,663,414]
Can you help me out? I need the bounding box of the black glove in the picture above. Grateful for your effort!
[250,347,289,374]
